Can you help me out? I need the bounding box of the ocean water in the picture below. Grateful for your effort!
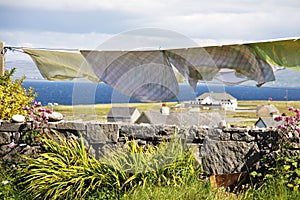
[22,81,300,106]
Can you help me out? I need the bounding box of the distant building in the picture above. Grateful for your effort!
[107,107,140,124]
[255,117,281,128]
[185,92,237,111]
[256,104,279,117]
[135,105,222,127]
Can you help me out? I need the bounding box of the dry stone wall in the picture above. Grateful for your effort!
[1,120,299,175]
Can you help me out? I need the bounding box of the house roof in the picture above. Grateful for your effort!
[255,117,281,128]
[256,104,279,116]
[197,92,236,101]
[107,107,139,118]
[136,111,222,127]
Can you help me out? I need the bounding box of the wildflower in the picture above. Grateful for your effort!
[289,117,295,125]
[9,141,16,148]
[45,109,53,114]
[38,108,46,112]
[2,180,9,185]
[296,112,300,120]
[34,121,40,129]
[42,112,49,121]
[282,112,287,116]
[288,106,294,111]
[22,105,30,111]
[274,116,283,121]
[278,124,287,130]
[285,116,289,122]
[34,101,42,107]
[267,143,272,148]
[296,127,300,134]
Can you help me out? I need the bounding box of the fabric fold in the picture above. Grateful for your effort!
[23,48,100,82]
[81,50,179,101]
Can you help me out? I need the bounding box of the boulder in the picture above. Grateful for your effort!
[12,114,25,123]
[201,139,260,174]
[48,112,63,122]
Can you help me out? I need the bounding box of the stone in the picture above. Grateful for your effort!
[158,125,177,136]
[120,124,157,140]
[0,121,22,132]
[102,123,119,143]
[219,131,231,141]
[187,143,202,167]
[179,127,196,143]
[232,131,255,142]
[56,121,86,131]
[12,114,25,123]
[86,122,118,143]
[12,132,21,142]
[207,128,223,140]
[48,112,63,122]
[85,122,106,143]
[201,139,260,174]
[0,132,11,144]
[197,127,209,140]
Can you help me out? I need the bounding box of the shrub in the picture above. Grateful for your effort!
[0,68,36,120]
[18,132,114,199]
[18,133,198,199]
[252,106,300,191]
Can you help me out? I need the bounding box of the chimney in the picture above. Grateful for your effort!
[160,103,170,115]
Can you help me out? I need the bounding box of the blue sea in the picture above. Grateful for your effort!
[22,81,300,106]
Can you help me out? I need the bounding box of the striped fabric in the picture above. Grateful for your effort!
[167,45,275,88]
[81,44,276,101]
[81,50,179,101]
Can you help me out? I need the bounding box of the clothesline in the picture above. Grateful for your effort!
[4,46,79,52]
[2,38,300,101]
[3,36,299,52]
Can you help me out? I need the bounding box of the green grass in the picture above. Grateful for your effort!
[0,162,32,199]
[122,177,237,200]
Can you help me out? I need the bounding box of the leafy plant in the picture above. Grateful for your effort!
[22,101,52,145]
[0,68,36,120]
[253,106,300,191]
[18,131,117,199]
[101,137,197,192]
[18,132,198,199]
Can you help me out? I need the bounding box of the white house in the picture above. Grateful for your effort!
[192,92,238,111]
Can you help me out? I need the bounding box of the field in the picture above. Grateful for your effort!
[54,100,300,127]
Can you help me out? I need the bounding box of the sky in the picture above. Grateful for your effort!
[0,0,300,81]
[1,0,299,49]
